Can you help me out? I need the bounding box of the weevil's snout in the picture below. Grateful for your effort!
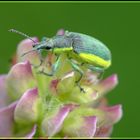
[31,38,54,51]
[32,42,40,48]
[32,43,44,50]
[32,41,53,51]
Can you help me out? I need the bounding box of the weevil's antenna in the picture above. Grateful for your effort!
[8,29,36,43]
[21,48,37,57]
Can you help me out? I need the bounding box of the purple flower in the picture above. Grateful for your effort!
[0,29,123,138]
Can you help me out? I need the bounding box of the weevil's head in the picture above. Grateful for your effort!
[32,38,54,51]
[8,29,55,57]
[20,38,55,57]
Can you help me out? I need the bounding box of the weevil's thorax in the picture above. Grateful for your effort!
[52,35,73,54]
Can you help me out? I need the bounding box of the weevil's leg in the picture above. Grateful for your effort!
[32,50,44,68]
[87,65,104,80]
[98,71,104,80]
[68,59,85,93]
[85,65,104,93]
[38,55,61,76]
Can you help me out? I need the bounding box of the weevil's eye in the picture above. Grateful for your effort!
[45,46,52,50]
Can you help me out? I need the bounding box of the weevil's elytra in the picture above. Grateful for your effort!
[9,29,112,93]
[68,32,111,67]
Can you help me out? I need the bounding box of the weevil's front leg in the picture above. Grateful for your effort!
[34,37,49,68]
[38,55,61,76]
[68,59,85,93]
[33,50,44,68]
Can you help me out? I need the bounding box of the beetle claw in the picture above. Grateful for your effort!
[75,81,86,93]
[79,87,86,93]
[37,68,53,76]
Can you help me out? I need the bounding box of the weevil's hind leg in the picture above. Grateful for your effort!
[87,65,105,80]
[86,65,105,93]
[68,59,85,93]
[97,71,104,80]
[38,55,61,76]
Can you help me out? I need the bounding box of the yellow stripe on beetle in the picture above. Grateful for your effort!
[53,47,73,53]
[79,53,111,68]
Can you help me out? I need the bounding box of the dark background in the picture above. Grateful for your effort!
[0,2,139,137]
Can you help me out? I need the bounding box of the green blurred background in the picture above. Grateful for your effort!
[0,2,139,137]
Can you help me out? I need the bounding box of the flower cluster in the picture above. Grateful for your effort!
[0,30,122,138]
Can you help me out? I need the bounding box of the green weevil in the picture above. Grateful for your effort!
[9,29,111,93]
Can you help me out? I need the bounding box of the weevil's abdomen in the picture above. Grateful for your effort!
[69,32,111,68]
[78,53,111,68]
